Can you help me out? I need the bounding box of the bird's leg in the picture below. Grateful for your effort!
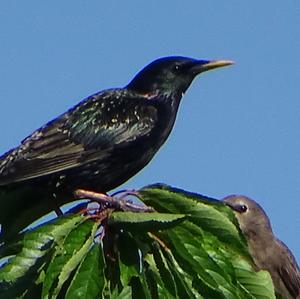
[116,196,155,213]
[54,207,63,216]
[74,189,154,213]
[74,189,125,216]
[111,189,155,212]
[111,189,138,198]
[51,193,64,216]
[74,189,113,204]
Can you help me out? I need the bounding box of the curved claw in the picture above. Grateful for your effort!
[74,188,154,213]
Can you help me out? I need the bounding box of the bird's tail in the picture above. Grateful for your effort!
[0,185,58,243]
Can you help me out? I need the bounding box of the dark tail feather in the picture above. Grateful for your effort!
[0,185,67,243]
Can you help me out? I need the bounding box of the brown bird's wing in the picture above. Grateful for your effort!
[0,90,158,185]
[277,240,300,299]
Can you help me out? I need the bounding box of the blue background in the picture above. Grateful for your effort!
[0,2,299,261]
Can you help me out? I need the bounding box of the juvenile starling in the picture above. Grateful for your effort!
[224,195,300,299]
[0,56,233,240]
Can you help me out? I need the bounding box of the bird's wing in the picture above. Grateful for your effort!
[277,240,300,298]
[0,90,158,185]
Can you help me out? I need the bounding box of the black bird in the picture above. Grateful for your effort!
[0,56,233,240]
[224,195,300,299]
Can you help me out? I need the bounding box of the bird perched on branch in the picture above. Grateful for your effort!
[0,56,233,240]
[224,195,300,299]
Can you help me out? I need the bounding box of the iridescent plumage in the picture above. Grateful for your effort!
[0,56,233,240]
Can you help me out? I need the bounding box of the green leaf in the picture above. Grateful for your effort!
[150,244,178,297]
[145,253,182,299]
[42,219,98,299]
[117,232,141,287]
[0,215,84,299]
[109,211,186,231]
[163,222,237,298]
[230,256,276,299]
[139,184,249,256]
[65,243,106,299]
[130,276,152,299]
[110,285,132,299]
[0,184,277,299]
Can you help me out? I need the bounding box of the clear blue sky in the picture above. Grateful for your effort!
[0,2,299,260]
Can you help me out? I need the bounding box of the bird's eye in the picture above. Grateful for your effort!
[239,205,248,213]
[174,64,181,71]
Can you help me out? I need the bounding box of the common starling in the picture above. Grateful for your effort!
[0,56,233,240]
[224,195,300,299]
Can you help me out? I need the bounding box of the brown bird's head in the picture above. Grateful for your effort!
[223,195,273,238]
[223,195,300,299]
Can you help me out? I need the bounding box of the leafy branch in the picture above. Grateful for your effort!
[0,184,275,299]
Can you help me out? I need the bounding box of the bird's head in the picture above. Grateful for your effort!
[223,195,273,237]
[127,56,233,96]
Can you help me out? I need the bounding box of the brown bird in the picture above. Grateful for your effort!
[223,195,300,299]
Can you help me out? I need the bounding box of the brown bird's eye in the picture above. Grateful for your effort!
[239,205,248,213]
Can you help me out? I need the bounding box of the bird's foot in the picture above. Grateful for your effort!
[74,189,154,213]
[74,189,112,203]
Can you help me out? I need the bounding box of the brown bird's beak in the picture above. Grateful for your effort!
[223,199,239,212]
